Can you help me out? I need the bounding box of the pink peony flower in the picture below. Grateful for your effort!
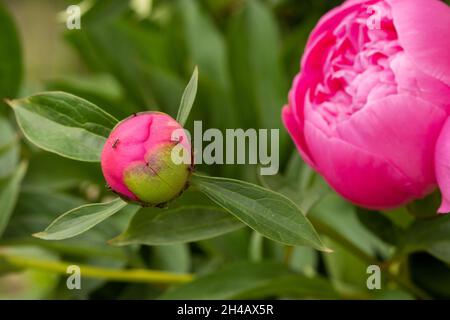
[101,112,192,206]
[435,119,450,213]
[282,0,450,209]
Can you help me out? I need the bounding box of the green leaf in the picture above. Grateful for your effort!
[323,237,373,296]
[176,66,198,126]
[309,193,390,259]
[160,261,337,299]
[0,3,22,100]
[22,153,102,191]
[191,174,329,252]
[0,116,19,179]
[227,0,288,154]
[356,208,400,246]
[46,74,136,119]
[8,92,118,162]
[175,0,237,130]
[234,274,338,299]
[400,215,450,264]
[0,162,27,237]
[110,205,243,246]
[198,228,251,262]
[151,244,191,274]
[260,171,329,214]
[5,190,85,238]
[160,262,291,299]
[33,198,130,240]
[406,191,441,219]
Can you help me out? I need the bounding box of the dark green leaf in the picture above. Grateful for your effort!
[22,153,102,191]
[161,261,337,299]
[357,208,400,245]
[160,262,291,299]
[0,116,19,179]
[234,274,338,299]
[0,3,22,100]
[191,174,329,251]
[406,191,441,219]
[110,205,243,246]
[400,215,450,264]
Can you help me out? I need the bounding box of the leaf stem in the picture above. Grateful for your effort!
[0,252,194,285]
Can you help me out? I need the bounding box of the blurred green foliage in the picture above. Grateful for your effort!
[0,0,449,300]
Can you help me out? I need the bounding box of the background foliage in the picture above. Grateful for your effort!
[0,0,449,300]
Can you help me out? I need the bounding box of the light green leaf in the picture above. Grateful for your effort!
[176,66,198,126]
[110,205,243,246]
[8,92,118,162]
[0,162,27,237]
[33,198,130,240]
[0,3,22,100]
[191,174,329,252]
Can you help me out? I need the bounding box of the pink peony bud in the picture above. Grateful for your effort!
[101,112,192,206]
[282,0,450,210]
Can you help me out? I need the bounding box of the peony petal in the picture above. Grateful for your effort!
[305,0,376,57]
[282,106,316,169]
[304,120,418,209]
[390,52,450,113]
[390,0,450,86]
[336,94,446,195]
[435,118,450,213]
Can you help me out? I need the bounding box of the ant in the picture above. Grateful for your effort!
[112,138,120,149]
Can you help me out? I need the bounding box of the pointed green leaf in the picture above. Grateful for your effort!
[110,205,243,246]
[176,66,198,126]
[8,92,118,162]
[191,174,329,252]
[0,162,27,236]
[34,198,131,240]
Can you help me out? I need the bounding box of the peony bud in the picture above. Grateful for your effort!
[101,112,192,207]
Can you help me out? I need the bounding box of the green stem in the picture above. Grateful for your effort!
[0,252,193,285]
[283,246,294,265]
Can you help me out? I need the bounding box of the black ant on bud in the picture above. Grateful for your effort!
[112,138,120,149]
